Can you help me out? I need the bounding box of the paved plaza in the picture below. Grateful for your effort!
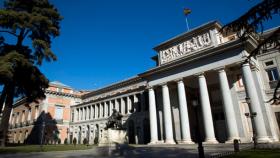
[0,143,254,158]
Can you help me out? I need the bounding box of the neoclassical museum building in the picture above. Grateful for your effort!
[8,21,280,145]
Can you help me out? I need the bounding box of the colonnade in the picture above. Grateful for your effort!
[148,63,270,144]
[73,93,145,122]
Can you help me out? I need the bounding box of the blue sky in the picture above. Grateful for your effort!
[1,0,279,90]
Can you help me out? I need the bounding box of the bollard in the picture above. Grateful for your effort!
[233,139,240,152]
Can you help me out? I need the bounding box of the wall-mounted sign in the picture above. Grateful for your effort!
[160,32,213,64]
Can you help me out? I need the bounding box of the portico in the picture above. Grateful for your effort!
[141,21,272,144]
[146,66,240,144]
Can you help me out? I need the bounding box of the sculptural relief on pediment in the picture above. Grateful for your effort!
[160,32,213,64]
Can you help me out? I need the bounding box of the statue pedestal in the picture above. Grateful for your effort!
[98,128,127,146]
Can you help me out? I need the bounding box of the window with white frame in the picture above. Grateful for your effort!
[266,68,279,81]
[55,105,64,120]
[71,110,74,122]
[263,59,280,82]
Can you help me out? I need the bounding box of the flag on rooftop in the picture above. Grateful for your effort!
[183,8,191,16]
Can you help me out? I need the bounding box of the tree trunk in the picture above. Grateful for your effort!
[0,84,14,147]
[0,86,7,114]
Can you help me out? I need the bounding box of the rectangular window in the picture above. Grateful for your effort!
[266,68,279,81]
[71,110,74,122]
[265,60,274,66]
[55,105,64,120]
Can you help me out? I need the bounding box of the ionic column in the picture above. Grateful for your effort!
[75,108,78,122]
[103,103,105,117]
[79,108,81,121]
[89,106,91,120]
[84,107,86,120]
[104,102,108,117]
[83,107,86,120]
[177,80,193,144]
[162,84,175,144]
[242,62,270,142]
[133,94,139,112]
[89,106,92,120]
[85,107,87,120]
[198,73,218,144]
[121,97,125,114]
[80,108,83,121]
[92,104,96,119]
[87,106,91,120]
[127,96,132,114]
[109,100,113,116]
[217,68,239,142]
[91,105,94,120]
[99,103,103,118]
[95,104,98,119]
[82,107,84,120]
[115,99,119,112]
[148,87,158,144]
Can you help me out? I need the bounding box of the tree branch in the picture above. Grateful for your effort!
[0,30,18,37]
[248,27,280,59]
[23,30,30,39]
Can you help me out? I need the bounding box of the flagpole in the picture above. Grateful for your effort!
[183,8,191,31]
[185,15,190,31]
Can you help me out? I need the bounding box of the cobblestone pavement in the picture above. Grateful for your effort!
[0,143,259,158]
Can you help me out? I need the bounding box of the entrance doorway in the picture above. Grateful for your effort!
[143,118,150,144]
[128,120,135,144]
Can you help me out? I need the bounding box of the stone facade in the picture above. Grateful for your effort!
[9,21,280,145]
[70,21,280,145]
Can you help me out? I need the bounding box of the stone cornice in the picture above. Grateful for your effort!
[75,85,146,107]
[82,76,144,99]
[46,90,80,98]
[13,98,28,107]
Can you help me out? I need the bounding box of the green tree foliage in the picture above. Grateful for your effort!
[0,0,62,146]
[221,0,280,103]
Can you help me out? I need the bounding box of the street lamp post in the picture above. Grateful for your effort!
[192,100,205,158]
[245,97,257,149]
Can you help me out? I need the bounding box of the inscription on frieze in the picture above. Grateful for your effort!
[160,32,212,64]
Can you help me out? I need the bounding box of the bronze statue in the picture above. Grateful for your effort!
[105,109,123,130]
